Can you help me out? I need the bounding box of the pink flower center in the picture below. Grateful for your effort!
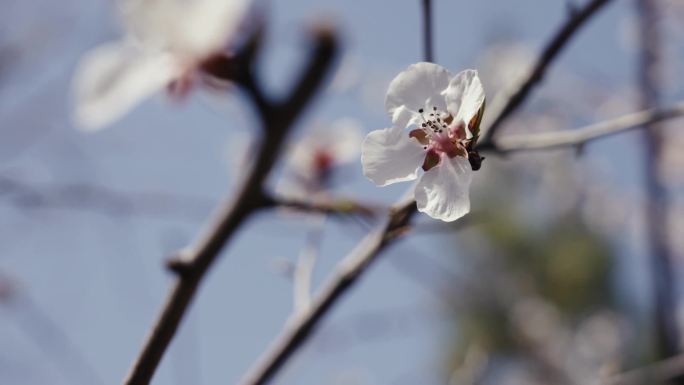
[409,106,468,170]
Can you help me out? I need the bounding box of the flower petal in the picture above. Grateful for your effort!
[444,69,485,126]
[361,126,426,187]
[415,155,473,222]
[385,62,451,126]
[175,0,251,58]
[73,41,182,130]
[120,0,250,60]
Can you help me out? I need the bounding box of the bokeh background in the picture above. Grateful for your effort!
[1,0,684,384]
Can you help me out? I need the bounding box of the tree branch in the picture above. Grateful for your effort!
[260,194,381,217]
[636,0,682,367]
[478,0,613,145]
[0,176,214,221]
[480,100,684,153]
[122,27,339,385]
[239,198,417,385]
[605,354,684,385]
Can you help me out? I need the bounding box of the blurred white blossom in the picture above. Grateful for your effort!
[72,0,251,130]
[279,118,363,197]
[361,62,485,222]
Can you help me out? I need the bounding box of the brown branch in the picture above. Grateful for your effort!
[239,198,417,385]
[478,0,613,146]
[480,100,684,153]
[260,194,382,218]
[0,177,378,222]
[122,27,338,385]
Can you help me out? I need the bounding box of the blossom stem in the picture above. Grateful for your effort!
[422,0,433,62]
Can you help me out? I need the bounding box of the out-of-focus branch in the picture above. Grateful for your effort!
[260,194,381,217]
[122,27,339,385]
[293,215,326,313]
[0,176,214,221]
[479,101,684,153]
[0,274,104,385]
[636,0,681,363]
[239,198,417,385]
[0,177,376,221]
[478,0,613,145]
[605,354,684,385]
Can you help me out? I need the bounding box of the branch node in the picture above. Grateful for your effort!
[165,253,194,277]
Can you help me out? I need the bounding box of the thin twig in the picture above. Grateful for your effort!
[122,28,338,385]
[293,215,326,313]
[0,176,214,221]
[0,177,375,221]
[1,277,104,385]
[478,0,613,145]
[261,194,381,217]
[480,100,684,153]
[604,354,684,385]
[239,198,417,385]
[422,0,433,62]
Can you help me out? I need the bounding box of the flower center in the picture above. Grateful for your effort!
[409,106,468,171]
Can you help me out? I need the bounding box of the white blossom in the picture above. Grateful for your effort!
[72,0,250,130]
[361,62,485,222]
